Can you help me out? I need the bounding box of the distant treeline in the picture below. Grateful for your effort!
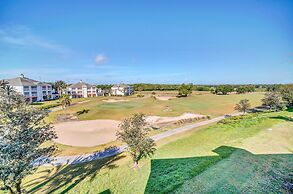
[94,83,292,93]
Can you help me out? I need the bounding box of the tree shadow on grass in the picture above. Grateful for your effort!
[145,146,293,193]
[27,154,124,194]
[99,189,111,194]
[270,116,293,122]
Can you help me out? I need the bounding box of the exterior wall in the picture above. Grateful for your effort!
[41,85,54,100]
[68,86,98,98]
[111,86,134,96]
[10,85,54,102]
[12,86,24,95]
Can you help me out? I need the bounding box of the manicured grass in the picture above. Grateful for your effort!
[49,92,264,122]
[22,111,293,193]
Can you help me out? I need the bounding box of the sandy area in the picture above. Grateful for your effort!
[156,96,175,101]
[53,120,120,147]
[54,113,206,147]
[102,99,129,103]
[146,113,205,125]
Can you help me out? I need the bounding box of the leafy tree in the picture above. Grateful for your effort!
[53,80,67,95]
[215,85,234,95]
[266,84,282,92]
[178,83,193,97]
[262,92,283,111]
[0,83,57,194]
[116,113,156,167]
[195,86,211,91]
[280,84,293,108]
[236,86,255,94]
[234,99,251,114]
[96,84,113,90]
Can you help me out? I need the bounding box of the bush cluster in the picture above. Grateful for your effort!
[218,113,267,128]
[175,116,208,125]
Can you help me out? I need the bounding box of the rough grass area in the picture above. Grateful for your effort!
[48,92,264,122]
[20,111,292,194]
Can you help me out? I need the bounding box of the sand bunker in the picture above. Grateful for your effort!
[54,113,206,147]
[156,96,175,101]
[146,113,205,126]
[102,99,129,103]
[53,120,120,147]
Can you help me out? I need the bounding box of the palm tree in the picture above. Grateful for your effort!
[0,80,14,95]
[53,80,67,97]
[60,95,72,118]
[60,95,71,109]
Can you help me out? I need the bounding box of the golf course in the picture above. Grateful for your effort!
[47,92,264,155]
[20,92,293,193]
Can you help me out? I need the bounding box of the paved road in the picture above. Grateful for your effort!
[35,113,240,166]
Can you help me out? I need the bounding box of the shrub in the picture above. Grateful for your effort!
[137,93,144,98]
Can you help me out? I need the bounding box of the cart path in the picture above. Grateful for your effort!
[34,113,241,166]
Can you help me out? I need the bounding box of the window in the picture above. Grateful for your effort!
[43,91,47,95]
[31,92,37,97]
[24,86,29,91]
[48,91,51,95]
[42,86,46,90]
[24,92,30,97]
[31,86,37,91]
[47,86,52,90]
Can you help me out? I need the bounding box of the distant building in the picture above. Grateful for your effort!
[68,80,102,98]
[6,74,55,102]
[111,84,134,96]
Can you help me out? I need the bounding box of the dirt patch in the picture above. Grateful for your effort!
[146,113,206,127]
[53,120,120,147]
[102,99,129,103]
[156,96,175,101]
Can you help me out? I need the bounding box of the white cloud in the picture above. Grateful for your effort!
[0,25,71,54]
[95,54,107,65]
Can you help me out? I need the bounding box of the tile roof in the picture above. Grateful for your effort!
[6,75,52,86]
[69,81,95,88]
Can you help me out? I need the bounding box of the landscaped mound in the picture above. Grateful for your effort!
[146,113,206,127]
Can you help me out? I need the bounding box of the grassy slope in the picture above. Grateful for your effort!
[48,92,264,122]
[21,111,293,194]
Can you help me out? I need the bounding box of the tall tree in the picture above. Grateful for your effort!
[53,80,67,96]
[0,83,57,194]
[116,113,156,167]
[262,92,283,111]
[234,99,251,114]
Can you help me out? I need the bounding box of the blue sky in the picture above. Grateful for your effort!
[0,0,292,84]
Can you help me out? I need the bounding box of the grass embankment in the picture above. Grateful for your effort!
[31,98,91,110]
[22,111,293,194]
[48,92,264,122]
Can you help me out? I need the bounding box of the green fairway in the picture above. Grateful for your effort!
[48,92,264,122]
[21,111,293,194]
